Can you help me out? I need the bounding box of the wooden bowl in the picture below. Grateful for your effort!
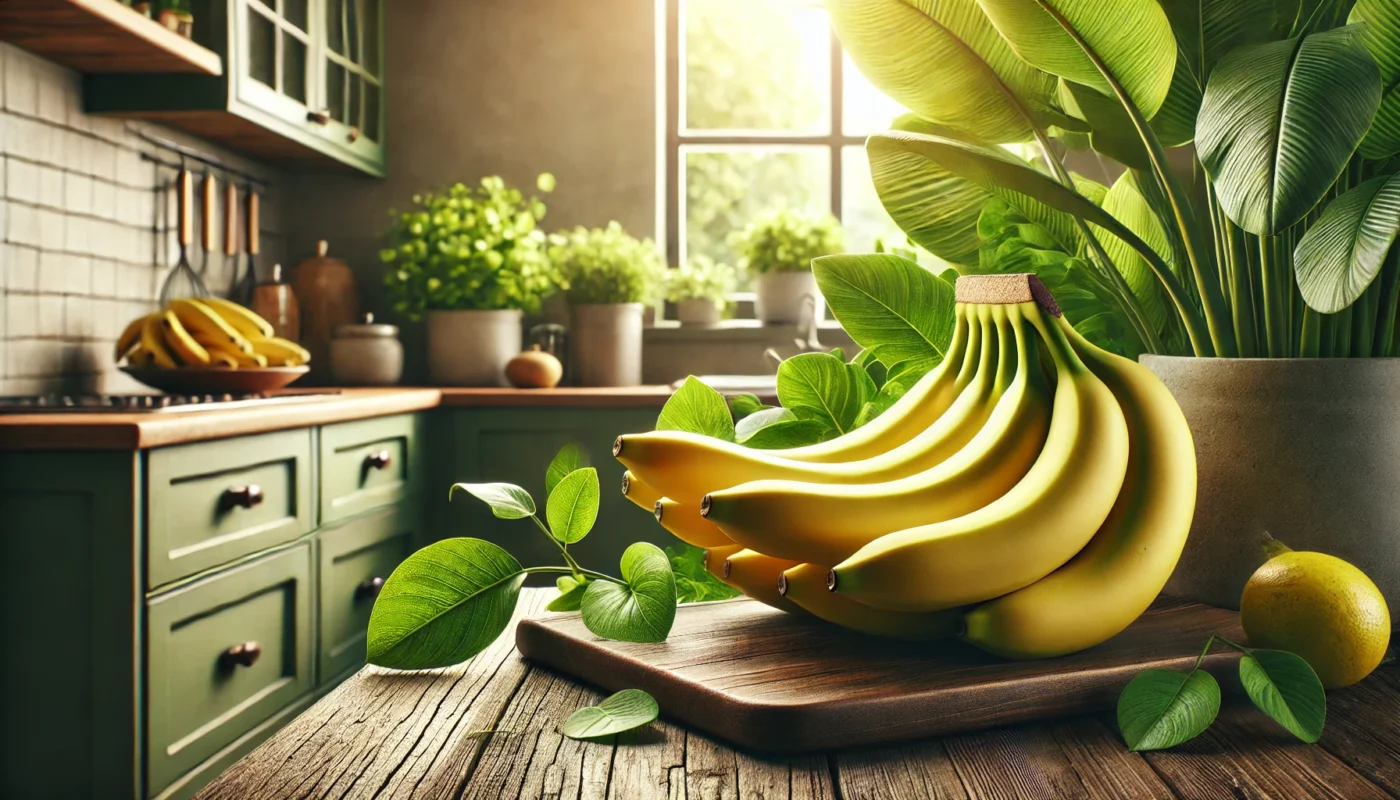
[121,366,309,395]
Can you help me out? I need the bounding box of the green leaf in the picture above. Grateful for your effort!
[450,482,535,520]
[1351,0,1400,159]
[561,689,660,740]
[975,0,1178,118]
[546,467,600,545]
[1057,79,1152,170]
[548,576,588,612]
[657,376,736,441]
[1197,27,1384,235]
[1239,650,1327,743]
[367,538,524,670]
[1295,173,1400,313]
[737,417,833,449]
[545,443,588,497]
[581,542,678,643]
[776,352,876,437]
[726,392,769,422]
[667,545,741,604]
[827,0,1058,144]
[1116,668,1221,751]
[1097,171,1172,331]
[812,253,957,372]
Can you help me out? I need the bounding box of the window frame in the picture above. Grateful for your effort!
[661,0,865,269]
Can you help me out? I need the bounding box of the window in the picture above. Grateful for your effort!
[662,0,912,277]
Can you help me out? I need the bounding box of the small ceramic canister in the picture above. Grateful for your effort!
[330,313,403,386]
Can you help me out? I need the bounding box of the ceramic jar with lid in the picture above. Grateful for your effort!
[330,313,403,386]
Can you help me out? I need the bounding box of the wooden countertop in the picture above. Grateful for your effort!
[196,588,1400,800]
[437,385,677,407]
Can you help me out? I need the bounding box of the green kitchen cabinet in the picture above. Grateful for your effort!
[438,407,680,571]
[317,504,418,680]
[85,0,386,175]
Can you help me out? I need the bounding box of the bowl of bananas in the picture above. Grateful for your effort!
[116,297,311,394]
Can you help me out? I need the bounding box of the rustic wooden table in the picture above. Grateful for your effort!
[199,589,1400,799]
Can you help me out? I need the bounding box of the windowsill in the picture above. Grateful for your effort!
[646,320,846,341]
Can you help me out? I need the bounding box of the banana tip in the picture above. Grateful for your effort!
[776,573,788,596]
[612,436,624,457]
[723,558,733,580]
[621,473,631,496]
[699,494,712,518]
[653,500,664,521]
[826,569,838,592]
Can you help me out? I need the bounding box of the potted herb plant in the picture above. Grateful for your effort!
[736,209,844,324]
[381,174,556,386]
[551,222,664,386]
[665,256,736,327]
[828,0,1400,613]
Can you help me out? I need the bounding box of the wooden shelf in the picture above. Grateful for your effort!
[0,0,222,76]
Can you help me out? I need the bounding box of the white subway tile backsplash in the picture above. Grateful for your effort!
[6,292,35,338]
[38,163,62,208]
[37,207,63,250]
[64,172,92,215]
[7,158,37,204]
[7,246,36,291]
[4,50,37,117]
[35,293,62,337]
[8,202,37,247]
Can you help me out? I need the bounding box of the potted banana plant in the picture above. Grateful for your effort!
[828,0,1400,615]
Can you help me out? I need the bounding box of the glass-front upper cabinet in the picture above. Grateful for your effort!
[317,0,383,163]
[239,0,313,126]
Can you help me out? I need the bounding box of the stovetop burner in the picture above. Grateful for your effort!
[0,392,340,414]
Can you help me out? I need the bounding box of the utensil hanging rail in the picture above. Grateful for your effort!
[136,131,273,189]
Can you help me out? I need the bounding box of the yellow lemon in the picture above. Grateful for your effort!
[1240,543,1390,689]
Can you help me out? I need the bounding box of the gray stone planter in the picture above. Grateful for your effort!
[572,302,644,386]
[1142,355,1400,620]
[426,309,522,386]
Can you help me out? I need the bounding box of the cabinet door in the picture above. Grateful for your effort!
[315,0,385,168]
[442,408,677,572]
[235,0,315,130]
[317,506,417,681]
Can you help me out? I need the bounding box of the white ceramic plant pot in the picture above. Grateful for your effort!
[426,309,522,387]
[677,298,721,327]
[1143,354,1400,622]
[572,303,644,387]
[755,271,823,325]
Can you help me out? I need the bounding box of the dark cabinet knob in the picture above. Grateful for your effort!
[346,126,361,143]
[355,576,385,600]
[222,484,263,510]
[221,641,261,668]
[306,109,331,125]
[364,450,392,470]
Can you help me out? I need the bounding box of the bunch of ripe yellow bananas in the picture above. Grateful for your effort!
[115,298,310,369]
[616,274,1196,659]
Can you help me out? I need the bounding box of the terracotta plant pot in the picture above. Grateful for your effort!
[572,303,643,386]
[426,309,522,386]
[1142,355,1400,621]
[754,271,823,325]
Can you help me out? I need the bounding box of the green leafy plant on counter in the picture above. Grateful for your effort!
[380,174,557,320]
[365,444,677,671]
[1117,635,1326,751]
[550,221,666,305]
[734,208,845,275]
[664,255,737,306]
[830,0,1400,359]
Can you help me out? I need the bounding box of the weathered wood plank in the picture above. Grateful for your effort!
[684,731,837,800]
[1140,703,1390,800]
[1315,667,1400,796]
[835,741,970,800]
[196,592,548,800]
[605,719,689,800]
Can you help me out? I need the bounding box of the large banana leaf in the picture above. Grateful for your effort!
[1350,0,1400,159]
[1197,27,1383,236]
[1294,172,1400,313]
[827,0,1058,144]
[1153,0,1285,146]
[1095,172,1173,331]
[975,0,1177,118]
[1058,80,1152,169]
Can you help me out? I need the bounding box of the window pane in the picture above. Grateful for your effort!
[683,147,830,274]
[682,0,830,134]
[842,52,909,136]
[841,145,915,256]
[247,9,276,88]
[282,31,307,103]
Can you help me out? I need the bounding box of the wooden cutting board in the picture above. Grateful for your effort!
[515,597,1244,752]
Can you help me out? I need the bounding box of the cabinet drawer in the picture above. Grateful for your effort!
[147,429,313,588]
[320,414,421,525]
[318,506,417,680]
[146,543,313,796]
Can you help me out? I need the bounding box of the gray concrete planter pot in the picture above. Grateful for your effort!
[426,309,522,386]
[572,302,644,386]
[1142,355,1400,620]
[754,271,823,324]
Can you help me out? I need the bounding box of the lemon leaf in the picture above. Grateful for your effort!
[1116,668,1220,751]
[1239,650,1327,743]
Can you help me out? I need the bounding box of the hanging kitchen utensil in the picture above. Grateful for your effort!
[228,183,259,305]
[198,170,216,278]
[223,180,239,287]
[158,163,207,304]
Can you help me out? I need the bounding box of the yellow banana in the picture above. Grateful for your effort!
[126,346,155,367]
[621,471,662,514]
[207,351,240,369]
[251,336,311,366]
[616,306,998,508]
[139,314,178,368]
[194,334,268,368]
[960,320,1196,658]
[779,563,961,641]
[703,544,745,581]
[201,296,275,339]
[705,304,1052,565]
[115,314,152,360]
[828,296,1130,612]
[169,298,252,354]
[653,498,732,548]
[722,550,807,615]
[159,310,211,366]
